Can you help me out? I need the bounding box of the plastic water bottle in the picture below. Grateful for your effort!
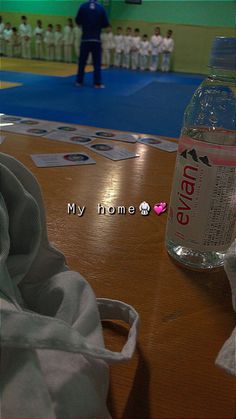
[165,37,236,271]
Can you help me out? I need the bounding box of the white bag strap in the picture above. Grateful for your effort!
[97,298,139,360]
[1,299,139,364]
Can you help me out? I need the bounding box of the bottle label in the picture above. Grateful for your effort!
[166,136,236,251]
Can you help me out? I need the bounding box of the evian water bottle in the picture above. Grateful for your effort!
[165,37,236,270]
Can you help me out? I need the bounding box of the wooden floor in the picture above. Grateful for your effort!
[1,57,93,77]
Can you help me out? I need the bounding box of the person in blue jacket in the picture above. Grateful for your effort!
[75,0,110,88]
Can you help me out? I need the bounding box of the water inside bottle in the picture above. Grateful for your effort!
[166,127,236,271]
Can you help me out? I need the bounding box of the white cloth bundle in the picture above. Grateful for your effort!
[215,240,236,376]
[0,152,139,419]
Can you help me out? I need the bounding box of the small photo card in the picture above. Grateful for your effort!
[93,130,138,143]
[31,152,96,167]
[2,123,54,136]
[86,143,139,161]
[138,137,178,152]
[45,130,95,145]
[0,114,23,123]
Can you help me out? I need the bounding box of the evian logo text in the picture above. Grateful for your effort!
[176,164,198,225]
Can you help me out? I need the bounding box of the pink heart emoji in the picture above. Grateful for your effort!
[153,202,167,216]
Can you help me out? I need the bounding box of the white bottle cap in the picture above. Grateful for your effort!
[209,37,236,70]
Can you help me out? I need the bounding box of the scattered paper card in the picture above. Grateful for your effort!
[52,125,95,138]
[86,143,139,161]
[0,135,6,144]
[2,123,54,136]
[53,125,81,132]
[24,125,55,136]
[31,152,96,167]
[93,130,138,143]
[0,114,24,123]
[45,130,95,145]
[138,137,178,152]
[19,118,43,125]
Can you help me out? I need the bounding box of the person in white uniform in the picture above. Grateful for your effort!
[63,18,74,63]
[101,25,114,67]
[149,26,163,71]
[3,22,13,57]
[0,16,5,56]
[139,34,150,71]
[54,24,63,61]
[131,28,141,70]
[19,16,32,59]
[161,29,174,72]
[34,20,44,59]
[44,24,54,61]
[73,24,81,60]
[113,26,123,67]
[122,27,132,69]
[12,27,21,57]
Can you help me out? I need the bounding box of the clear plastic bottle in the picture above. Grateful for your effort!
[165,37,236,271]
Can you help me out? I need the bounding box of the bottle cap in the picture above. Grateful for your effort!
[209,37,236,70]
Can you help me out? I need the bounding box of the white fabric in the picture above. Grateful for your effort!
[3,28,12,42]
[161,52,171,71]
[150,54,159,71]
[34,27,44,59]
[0,152,139,418]
[44,31,54,60]
[55,31,63,47]
[150,34,163,55]
[44,30,54,45]
[123,34,133,54]
[35,42,43,59]
[122,35,132,68]
[149,34,162,70]
[215,240,236,376]
[162,37,174,53]
[139,40,150,56]
[102,48,111,66]
[64,44,72,62]
[3,28,12,56]
[73,26,81,57]
[0,22,5,54]
[131,50,139,70]
[19,23,32,38]
[19,23,32,58]
[55,32,63,60]
[131,36,141,69]
[122,52,130,68]
[0,22,4,39]
[140,54,149,71]
[101,32,114,50]
[114,51,122,67]
[21,38,31,58]
[63,25,74,45]
[139,40,150,69]
[12,34,21,57]
[161,37,174,71]
[101,32,114,66]
[114,34,123,53]
[63,26,74,61]
[131,35,141,52]
[34,26,44,44]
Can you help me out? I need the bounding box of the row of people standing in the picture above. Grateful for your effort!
[102,26,174,71]
[0,15,174,71]
[0,16,81,62]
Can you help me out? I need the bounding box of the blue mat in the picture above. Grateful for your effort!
[0,68,204,138]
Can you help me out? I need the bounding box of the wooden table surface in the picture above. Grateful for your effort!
[1,126,235,419]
